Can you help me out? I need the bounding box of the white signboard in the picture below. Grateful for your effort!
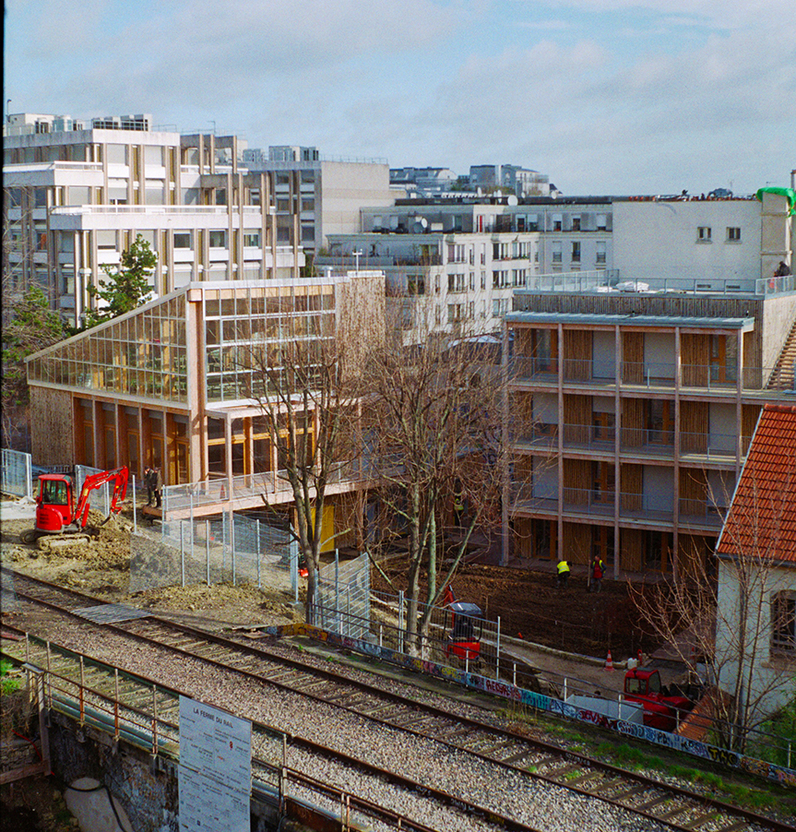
[179,696,251,832]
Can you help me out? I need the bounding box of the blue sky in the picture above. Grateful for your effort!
[5,0,795,195]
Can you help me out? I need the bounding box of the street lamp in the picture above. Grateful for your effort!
[353,249,362,273]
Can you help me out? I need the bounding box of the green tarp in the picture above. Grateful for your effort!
[755,186,796,215]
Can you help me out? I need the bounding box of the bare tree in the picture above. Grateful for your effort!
[359,307,510,655]
[632,463,796,752]
[246,275,384,622]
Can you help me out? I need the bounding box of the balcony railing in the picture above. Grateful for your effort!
[515,271,793,296]
[512,423,750,459]
[511,357,796,395]
[52,204,264,215]
[510,483,725,528]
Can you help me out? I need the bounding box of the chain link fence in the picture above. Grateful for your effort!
[129,509,299,596]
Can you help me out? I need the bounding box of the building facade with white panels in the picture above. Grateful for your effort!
[243,147,394,255]
[317,196,615,341]
[3,114,304,328]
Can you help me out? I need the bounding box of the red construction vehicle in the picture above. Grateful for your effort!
[20,467,129,551]
[442,585,483,662]
[623,666,697,732]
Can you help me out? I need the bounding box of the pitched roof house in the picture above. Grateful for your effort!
[714,404,796,720]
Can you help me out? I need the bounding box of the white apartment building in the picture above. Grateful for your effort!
[3,113,304,328]
[243,146,393,255]
[318,196,615,340]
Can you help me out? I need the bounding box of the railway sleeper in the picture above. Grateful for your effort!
[682,811,723,830]
[608,783,649,802]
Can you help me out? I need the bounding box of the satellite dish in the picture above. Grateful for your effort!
[507,195,518,206]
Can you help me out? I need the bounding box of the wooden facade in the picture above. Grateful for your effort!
[507,297,795,579]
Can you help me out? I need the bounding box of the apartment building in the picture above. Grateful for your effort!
[469,164,552,197]
[3,113,303,328]
[242,146,393,255]
[318,195,615,341]
[504,189,796,577]
[24,271,385,531]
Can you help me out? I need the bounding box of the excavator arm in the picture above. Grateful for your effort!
[73,466,129,529]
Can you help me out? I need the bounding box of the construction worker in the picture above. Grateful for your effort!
[144,467,154,506]
[590,556,605,592]
[154,468,163,508]
[556,558,570,588]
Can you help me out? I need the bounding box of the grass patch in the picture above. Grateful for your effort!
[0,659,22,695]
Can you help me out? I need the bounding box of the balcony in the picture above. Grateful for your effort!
[511,423,749,463]
[510,357,796,397]
[510,484,724,531]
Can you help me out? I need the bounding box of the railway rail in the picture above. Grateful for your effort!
[2,568,792,832]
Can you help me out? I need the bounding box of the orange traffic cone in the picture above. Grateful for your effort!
[604,650,614,671]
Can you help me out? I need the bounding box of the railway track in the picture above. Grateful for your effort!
[2,568,792,832]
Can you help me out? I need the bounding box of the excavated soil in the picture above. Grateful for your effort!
[372,557,660,658]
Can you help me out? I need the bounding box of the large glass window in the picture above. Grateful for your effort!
[27,294,188,403]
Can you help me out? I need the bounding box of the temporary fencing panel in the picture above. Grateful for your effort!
[1,449,32,499]
[129,510,298,595]
[74,465,111,517]
[315,553,370,640]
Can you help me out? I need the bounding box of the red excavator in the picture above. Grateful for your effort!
[623,666,698,732]
[20,466,129,552]
[442,585,483,662]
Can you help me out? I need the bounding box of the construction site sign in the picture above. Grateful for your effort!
[178,696,251,832]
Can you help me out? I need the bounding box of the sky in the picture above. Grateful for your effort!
[5,0,795,196]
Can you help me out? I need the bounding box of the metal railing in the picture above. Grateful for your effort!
[515,271,793,297]
[510,484,724,527]
[511,357,796,394]
[513,424,751,459]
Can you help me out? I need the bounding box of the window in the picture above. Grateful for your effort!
[302,198,315,212]
[571,241,581,262]
[727,227,741,242]
[492,299,501,318]
[480,271,486,289]
[209,230,226,248]
[96,230,116,249]
[174,232,192,248]
[552,242,562,263]
[771,592,795,654]
[243,231,261,248]
[571,215,581,231]
[597,214,607,231]
[596,241,607,265]
[552,213,562,231]
[407,275,425,296]
[447,303,463,323]
[697,226,712,242]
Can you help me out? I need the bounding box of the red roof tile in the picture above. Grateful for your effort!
[716,405,796,561]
